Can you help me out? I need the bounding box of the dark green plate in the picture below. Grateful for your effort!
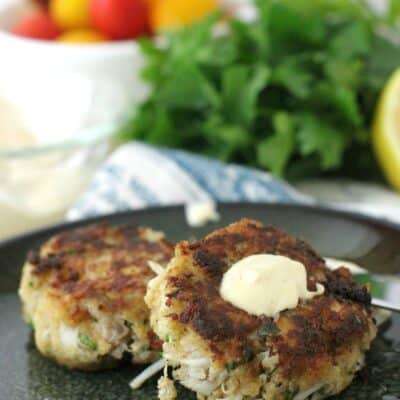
[1,203,399,400]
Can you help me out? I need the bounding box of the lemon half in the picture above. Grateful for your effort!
[372,68,400,191]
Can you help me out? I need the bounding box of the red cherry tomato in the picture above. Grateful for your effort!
[89,0,150,40]
[32,0,50,8]
[11,11,61,40]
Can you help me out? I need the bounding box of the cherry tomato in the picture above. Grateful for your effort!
[150,0,218,31]
[50,0,90,30]
[11,11,61,40]
[58,29,108,43]
[32,0,50,8]
[89,0,150,40]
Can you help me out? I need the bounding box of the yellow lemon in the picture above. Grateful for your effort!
[372,68,400,191]
[58,29,108,43]
[50,0,90,30]
[150,0,218,31]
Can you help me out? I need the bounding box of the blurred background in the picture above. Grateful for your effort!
[0,0,399,240]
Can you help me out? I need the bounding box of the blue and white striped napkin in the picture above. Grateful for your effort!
[67,142,311,221]
[68,142,400,224]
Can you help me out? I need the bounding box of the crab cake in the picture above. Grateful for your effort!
[146,219,377,400]
[19,223,173,370]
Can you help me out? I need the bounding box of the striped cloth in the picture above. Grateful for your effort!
[67,142,311,221]
[68,142,400,224]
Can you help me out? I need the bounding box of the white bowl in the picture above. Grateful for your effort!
[0,0,150,239]
[0,0,148,144]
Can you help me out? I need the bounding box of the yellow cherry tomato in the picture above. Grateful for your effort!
[50,0,91,30]
[57,29,108,43]
[150,0,218,31]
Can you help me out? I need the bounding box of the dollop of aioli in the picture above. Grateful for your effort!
[220,254,324,317]
[185,201,220,227]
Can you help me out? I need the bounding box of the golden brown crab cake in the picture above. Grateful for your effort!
[19,223,173,370]
[146,219,377,400]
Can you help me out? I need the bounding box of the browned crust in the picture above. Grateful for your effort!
[185,219,327,287]
[27,224,174,319]
[164,218,375,376]
[168,273,260,359]
[272,295,371,378]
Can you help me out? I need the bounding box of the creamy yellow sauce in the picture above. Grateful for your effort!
[220,254,324,317]
[185,201,220,227]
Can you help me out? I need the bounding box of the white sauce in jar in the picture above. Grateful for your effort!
[0,97,105,239]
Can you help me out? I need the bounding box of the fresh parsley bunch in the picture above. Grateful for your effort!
[119,0,400,180]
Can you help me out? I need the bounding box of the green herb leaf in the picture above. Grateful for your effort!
[365,34,400,91]
[388,0,400,22]
[298,114,348,169]
[204,117,252,150]
[158,62,219,110]
[272,58,313,99]
[285,388,299,400]
[315,83,363,127]
[329,21,371,59]
[324,58,363,89]
[78,333,97,351]
[257,113,295,176]
[119,0,399,181]
[222,64,270,127]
